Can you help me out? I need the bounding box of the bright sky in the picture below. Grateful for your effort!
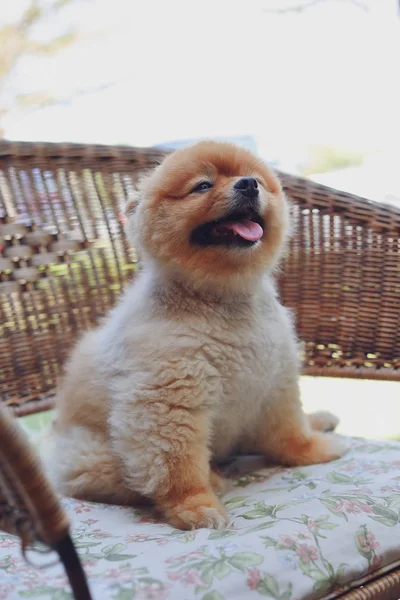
[2,0,400,175]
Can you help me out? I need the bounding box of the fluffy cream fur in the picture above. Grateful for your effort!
[47,141,347,530]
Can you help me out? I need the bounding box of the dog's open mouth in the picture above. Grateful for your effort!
[191,208,264,247]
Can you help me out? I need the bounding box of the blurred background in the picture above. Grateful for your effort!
[1,0,399,439]
[1,0,399,205]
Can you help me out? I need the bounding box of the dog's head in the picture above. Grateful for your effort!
[126,141,289,292]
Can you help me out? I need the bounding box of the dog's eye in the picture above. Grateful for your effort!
[191,181,213,193]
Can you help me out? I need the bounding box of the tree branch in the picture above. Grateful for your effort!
[262,0,369,14]
[18,1,42,31]
[0,0,82,96]
[18,0,79,30]
[26,31,79,54]
[12,78,124,121]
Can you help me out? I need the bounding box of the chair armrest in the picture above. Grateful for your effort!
[0,404,92,599]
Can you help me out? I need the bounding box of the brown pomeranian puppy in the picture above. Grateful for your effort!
[47,141,347,530]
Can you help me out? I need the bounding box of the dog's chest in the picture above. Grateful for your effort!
[202,299,293,457]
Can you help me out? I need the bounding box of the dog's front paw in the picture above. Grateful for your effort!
[163,491,229,530]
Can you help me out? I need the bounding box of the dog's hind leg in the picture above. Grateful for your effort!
[307,411,340,432]
[45,425,142,506]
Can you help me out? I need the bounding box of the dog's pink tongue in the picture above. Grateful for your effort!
[224,219,263,241]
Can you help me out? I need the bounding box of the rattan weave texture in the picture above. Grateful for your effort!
[1,141,399,417]
[0,403,92,599]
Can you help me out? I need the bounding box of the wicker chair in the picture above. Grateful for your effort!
[0,403,92,599]
[0,140,399,600]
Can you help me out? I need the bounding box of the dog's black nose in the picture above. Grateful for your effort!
[234,177,259,199]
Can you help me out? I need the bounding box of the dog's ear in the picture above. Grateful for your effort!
[124,188,141,217]
[124,167,156,217]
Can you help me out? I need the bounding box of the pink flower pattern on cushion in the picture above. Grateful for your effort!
[1,437,400,599]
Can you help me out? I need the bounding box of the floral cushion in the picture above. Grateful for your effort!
[2,437,400,600]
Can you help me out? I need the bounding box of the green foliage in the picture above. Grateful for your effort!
[202,592,226,600]
[301,145,365,176]
[0,0,81,131]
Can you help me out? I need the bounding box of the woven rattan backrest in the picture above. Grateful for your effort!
[0,142,164,414]
[0,141,399,416]
[277,172,400,380]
